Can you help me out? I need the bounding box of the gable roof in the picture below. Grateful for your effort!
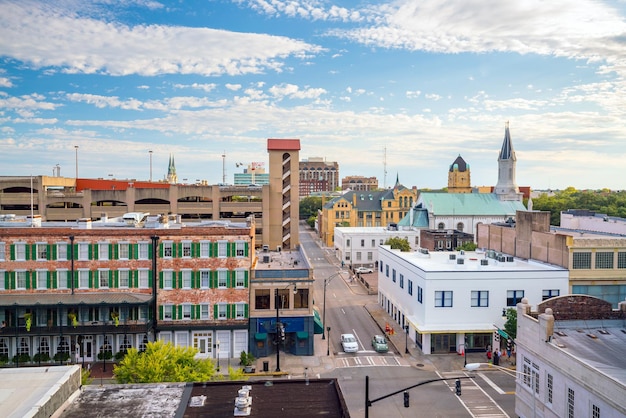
[417,192,526,216]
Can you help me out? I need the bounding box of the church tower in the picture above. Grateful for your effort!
[448,155,471,193]
[166,154,178,184]
[494,122,522,201]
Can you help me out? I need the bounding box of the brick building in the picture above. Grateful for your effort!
[0,214,253,365]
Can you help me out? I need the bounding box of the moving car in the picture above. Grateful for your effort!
[355,267,373,274]
[340,333,359,353]
[371,335,389,353]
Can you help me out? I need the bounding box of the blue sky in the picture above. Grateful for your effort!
[1,0,626,190]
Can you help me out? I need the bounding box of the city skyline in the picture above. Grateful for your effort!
[1,1,625,190]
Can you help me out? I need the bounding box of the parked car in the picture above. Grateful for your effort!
[340,333,359,353]
[355,267,373,274]
[371,335,389,353]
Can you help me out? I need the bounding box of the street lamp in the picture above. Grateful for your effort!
[404,325,409,354]
[322,271,348,340]
[149,150,153,182]
[326,326,331,356]
[465,362,536,418]
[74,145,79,181]
[216,340,220,372]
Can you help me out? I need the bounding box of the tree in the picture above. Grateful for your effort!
[456,242,477,251]
[385,237,411,252]
[299,196,322,220]
[503,308,517,340]
[114,340,217,383]
[306,215,317,228]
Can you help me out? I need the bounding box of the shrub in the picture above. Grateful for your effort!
[33,353,51,363]
[54,352,70,362]
[97,351,113,360]
[13,353,31,364]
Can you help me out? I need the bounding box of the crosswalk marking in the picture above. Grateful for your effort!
[335,354,410,368]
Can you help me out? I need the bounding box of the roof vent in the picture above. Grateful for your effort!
[457,258,464,265]
[449,254,456,260]
[587,334,598,339]
[419,248,429,255]
[480,259,489,266]
[189,395,206,407]
[555,331,567,337]
[598,330,610,335]
[506,256,514,262]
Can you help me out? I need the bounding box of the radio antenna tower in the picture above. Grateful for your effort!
[222,151,226,184]
[383,146,388,189]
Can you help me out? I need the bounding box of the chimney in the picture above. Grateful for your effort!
[539,307,555,343]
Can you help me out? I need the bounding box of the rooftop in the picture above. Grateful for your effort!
[254,247,310,271]
[381,246,566,273]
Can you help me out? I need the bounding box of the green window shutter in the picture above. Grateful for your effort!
[47,271,51,289]
[213,304,218,319]
[132,244,138,260]
[211,242,217,257]
[108,270,113,288]
[244,271,249,288]
[90,271,96,289]
[193,242,199,258]
[73,244,78,260]
[113,270,119,288]
[228,270,234,288]
[148,243,153,259]
[25,270,31,289]
[159,272,163,289]
[133,270,139,288]
[25,244,32,260]
[178,271,183,289]
[52,244,57,260]
[177,305,182,320]
[195,305,200,319]
[229,305,235,319]
[210,271,217,289]
[47,244,52,260]
[148,270,153,288]
[227,243,233,257]
[244,304,249,318]
[159,243,164,258]
[4,271,9,290]
[89,244,94,260]
[73,271,79,288]
[177,242,182,258]
[110,244,115,260]
[244,242,249,257]
[159,305,163,320]
[10,245,15,261]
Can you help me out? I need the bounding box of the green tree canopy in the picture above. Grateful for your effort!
[456,242,477,251]
[299,196,322,220]
[113,340,217,384]
[503,308,517,340]
[531,187,626,226]
[385,237,411,252]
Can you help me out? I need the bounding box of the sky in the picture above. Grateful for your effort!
[1,0,626,191]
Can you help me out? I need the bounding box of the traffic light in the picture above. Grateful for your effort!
[403,391,409,408]
[279,325,285,341]
[455,379,461,396]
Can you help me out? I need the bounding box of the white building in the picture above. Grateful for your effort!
[334,226,421,269]
[378,246,568,354]
[559,209,626,236]
[514,296,626,418]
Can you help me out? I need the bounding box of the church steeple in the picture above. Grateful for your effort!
[494,122,522,201]
[166,153,178,184]
[448,154,471,193]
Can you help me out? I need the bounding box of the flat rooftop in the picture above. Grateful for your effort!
[382,247,566,272]
[254,248,309,270]
[551,319,626,386]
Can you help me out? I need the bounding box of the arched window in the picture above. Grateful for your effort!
[437,222,445,230]
[457,222,464,232]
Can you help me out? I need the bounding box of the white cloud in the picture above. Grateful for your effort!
[425,93,442,101]
[329,0,626,76]
[225,84,242,91]
[173,83,217,93]
[268,83,326,100]
[406,90,421,98]
[0,1,323,77]
[238,0,364,22]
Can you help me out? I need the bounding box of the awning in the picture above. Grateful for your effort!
[296,331,308,339]
[313,309,323,334]
[254,332,267,341]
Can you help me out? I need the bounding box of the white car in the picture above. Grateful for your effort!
[355,267,373,274]
[340,333,359,353]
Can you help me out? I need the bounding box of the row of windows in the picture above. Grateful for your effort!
[159,269,248,290]
[572,251,626,269]
[0,241,248,262]
[159,303,248,321]
[0,268,249,290]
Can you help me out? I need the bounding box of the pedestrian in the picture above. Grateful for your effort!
[506,338,513,359]
[493,348,500,366]
[486,344,491,361]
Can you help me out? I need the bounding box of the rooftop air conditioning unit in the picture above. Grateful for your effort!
[497,256,506,262]
[449,254,456,260]
[263,255,270,263]
[457,258,464,265]
[420,248,429,255]
[480,259,489,266]
[506,256,514,262]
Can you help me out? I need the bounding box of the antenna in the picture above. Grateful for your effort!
[383,146,388,189]
[222,151,226,184]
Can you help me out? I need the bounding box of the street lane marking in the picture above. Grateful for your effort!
[478,372,506,395]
